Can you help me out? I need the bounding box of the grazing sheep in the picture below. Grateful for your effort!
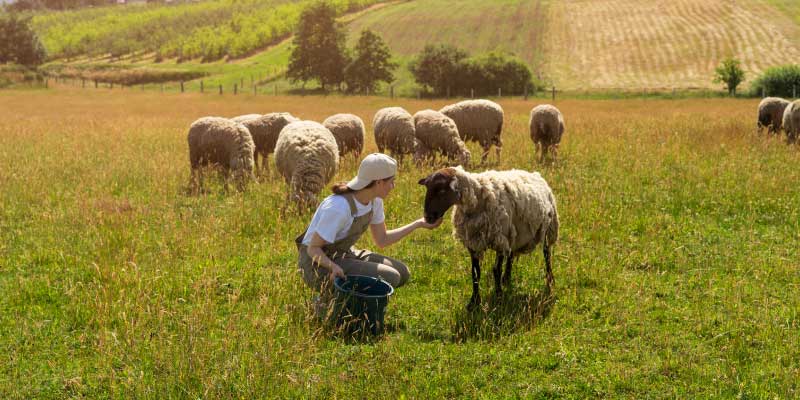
[373,107,418,164]
[418,166,559,308]
[413,109,471,166]
[439,99,504,163]
[274,121,339,209]
[782,100,800,144]
[757,97,790,135]
[529,104,565,163]
[231,112,299,174]
[187,116,255,192]
[323,113,365,158]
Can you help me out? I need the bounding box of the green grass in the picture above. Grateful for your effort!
[0,89,798,397]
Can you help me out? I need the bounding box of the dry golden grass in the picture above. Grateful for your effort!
[545,0,800,90]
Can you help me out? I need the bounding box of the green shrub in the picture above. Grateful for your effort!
[749,64,800,98]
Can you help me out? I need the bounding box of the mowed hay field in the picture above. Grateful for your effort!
[544,0,800,90]
[1,89,800,398]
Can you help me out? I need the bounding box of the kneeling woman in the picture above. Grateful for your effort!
[296,153,442,292]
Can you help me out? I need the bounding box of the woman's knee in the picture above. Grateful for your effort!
[378,265,403,288]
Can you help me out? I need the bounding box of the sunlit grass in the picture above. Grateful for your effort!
[0,88,798,398]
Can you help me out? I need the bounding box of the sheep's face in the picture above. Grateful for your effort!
[418,168,459,223]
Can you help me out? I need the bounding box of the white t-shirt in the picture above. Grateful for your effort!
[301,194,385,245]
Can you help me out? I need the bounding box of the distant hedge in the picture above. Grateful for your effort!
[749,64,800,98]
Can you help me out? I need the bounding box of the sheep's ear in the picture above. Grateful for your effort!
[449,177,458,192]
[418,177,428,186]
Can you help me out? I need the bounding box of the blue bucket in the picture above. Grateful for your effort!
[333,275,394,335]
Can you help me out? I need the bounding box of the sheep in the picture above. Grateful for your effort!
[187,116,255,192]
[373,107,418,164]
[757,97,790,135]
[231,112,299,174]
[322,113,365,158]
[413,109,471,166]
[274,120,339,209]
[782,100,800,144]
[418,166,559,308]
[529,104,565,163]
[439,99,504,163]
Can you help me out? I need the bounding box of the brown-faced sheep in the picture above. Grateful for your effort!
[373,107,418,165]
[231,112,299,174]
[187,116,255,192]
[530,104,564,163]
[413,109,471,166]
[274,121,339,210]
[439,99,504,163]
[322,113,365,158]
[757,97,790,135]
[418,166,559,308]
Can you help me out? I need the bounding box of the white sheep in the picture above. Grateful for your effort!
[439,99,504,163]
[413,109,471,166]
[418,166,559,308]
[783,100,800,144]
[231,112,299,174]
[373,107,418,164]
[529,104,565,163]
[757,97,790,135]
[322,113,365,158]
[274,120,339,209]
[187,116,255,192]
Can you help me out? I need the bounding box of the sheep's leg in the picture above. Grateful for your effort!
[468,250,481,309]
[543,245,554,290]
[493,253,504,296]
[502,252,514,287]
[540,144,547,164]
[481,144,490,165]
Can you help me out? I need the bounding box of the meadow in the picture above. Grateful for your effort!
[1,88,799,398]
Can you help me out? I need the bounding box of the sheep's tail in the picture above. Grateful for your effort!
[545,205,559,247]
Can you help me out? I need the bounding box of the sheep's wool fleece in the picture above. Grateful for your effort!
[274,120,339,196]
[413,109,470,161]
[529,104,564,146]
[451,166,558,258]
[373,107,416,155]
[323,113,365,156]
[439,99,504,145]
[187,116,255,171]
[782,100,800,138]
[758,97,790,129]
[234,112,299,155]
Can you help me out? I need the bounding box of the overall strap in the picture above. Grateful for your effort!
[343,192,359,217]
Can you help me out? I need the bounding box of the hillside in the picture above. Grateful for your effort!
[27,0,800,93]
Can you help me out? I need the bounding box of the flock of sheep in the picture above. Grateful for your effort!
[187,99,566,304]
[186,99,566,204]
[757,97,800,142]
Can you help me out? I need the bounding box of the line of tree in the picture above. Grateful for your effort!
[409,44,537,97]
[287,2,397,93]
[0,13,47,67]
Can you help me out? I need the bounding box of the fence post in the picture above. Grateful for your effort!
[180,81,184,93]
[447,86,450,98]
[498,87,501,98]
[524,86,528,101]
[417,90,421,100]
[390,85,394,99]
[552,86,556,101]
[200,80,204,93]
[82,78,85,88]
[45,78,48,89]
[94,80,98,89]
[240,78,244,88]
[470,88,474,99]
[234,84,238,95]
[219,84,223,95]
[253,84,257,95]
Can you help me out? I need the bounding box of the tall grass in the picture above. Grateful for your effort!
[0,89,798,397]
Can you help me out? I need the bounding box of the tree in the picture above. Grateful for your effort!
[344,29,397,94]
[287,2,349,90]
[408,44,469,96]
[0,13,47,67]
[713,58,745,96]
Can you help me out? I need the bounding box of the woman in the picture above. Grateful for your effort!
[295,153,442,293]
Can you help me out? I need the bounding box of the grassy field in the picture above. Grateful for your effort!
[1,89,799,398]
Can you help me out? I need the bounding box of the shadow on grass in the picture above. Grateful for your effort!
[450,286,556,343]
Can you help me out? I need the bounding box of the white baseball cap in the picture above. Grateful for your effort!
[346,153,398,190]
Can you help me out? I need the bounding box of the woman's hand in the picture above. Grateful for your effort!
[416,217,443,230]
[329,264,346,282]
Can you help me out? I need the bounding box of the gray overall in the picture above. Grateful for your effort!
[295,193,410,291]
